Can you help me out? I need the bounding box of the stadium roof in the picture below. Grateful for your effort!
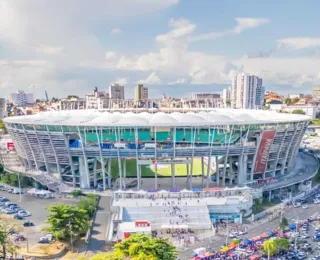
[4,109,310,127]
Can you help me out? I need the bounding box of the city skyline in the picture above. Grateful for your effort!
[1,0,320,99]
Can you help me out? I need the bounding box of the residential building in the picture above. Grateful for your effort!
[86,87,109,109]
[231,73,264,109]
[58,98,86,110]
[134,84,148,100]
[313,88,320,100]
[8,91,34,107]
[289,93,304,99]
[109,83,125,100]
[222,88,231,107]
[281,104,317,119]
[264,92,283,104]
[0,98,6,119]
[191,93,220,100]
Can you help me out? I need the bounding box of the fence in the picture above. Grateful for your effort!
[85,195,101,244]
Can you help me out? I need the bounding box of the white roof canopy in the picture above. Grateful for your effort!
[4,109,310,127]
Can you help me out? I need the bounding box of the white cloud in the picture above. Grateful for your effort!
[33,44,63,55]
[114,78,128,85]
[277,38,320,50]
[168,78,188,85]
[111,28,122,35]
[138,72,161,84]
[189,17,270,42]
[156,18,196,42]
[233,18,270,34]
[105,51,117,59]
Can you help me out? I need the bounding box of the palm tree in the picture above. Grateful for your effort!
[280,217,288,231]
[263,240,278,260]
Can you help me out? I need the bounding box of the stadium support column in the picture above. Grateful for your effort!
[116,127,123,189]
[123,159,126,188]
[21,124,39,171]
[134,127,141,190]
[186,159,190,188]
[172,127,177,189]
[95,126,106,191]
[61,126,76,187]
[189,127,196,190]
[215,156,219,186]
[93,159,97,187]
[201,157,204,186]
[206,156,211,188]
[107,159,112,189]
[222,125,234,186]
[77,127,90,189]
[154,127,158,190]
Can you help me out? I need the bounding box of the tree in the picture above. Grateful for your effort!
[280,217,288,231]
[263,240,278,259]
[71,189,85,198]
[0,218,21,259]
[284,98,291,105]
[114,234,177,260]
[226,99,231,107]
[252,199,262,214]
[44,204,89,240]
[274,238,289,251]
[0,120,6,132]
[90,252,124,260]
[0,164,3,174]
[77,198,97,218]
[293,97,300,104]
[292,109,306,115]
[232,238,241,245]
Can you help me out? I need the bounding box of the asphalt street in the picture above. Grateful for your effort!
[178,202,320,259]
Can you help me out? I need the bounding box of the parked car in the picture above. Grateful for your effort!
[126,180,138,188]
[18,210,31,217]
[13,214,24,220]
[23,221,34,227]
[39,234,53,244]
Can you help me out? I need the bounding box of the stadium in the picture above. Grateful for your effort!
[3,108,310,191]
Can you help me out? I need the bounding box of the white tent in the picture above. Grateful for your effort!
[180,189,192,193]
[136,190,147,195]
[160,224,188,229]
[27,188,37,194]
[158,190,169,194]
[114,189,126,193]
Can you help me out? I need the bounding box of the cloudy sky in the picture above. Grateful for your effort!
[1,0,320,100]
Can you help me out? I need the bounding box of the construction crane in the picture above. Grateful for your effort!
[45,91,49,102]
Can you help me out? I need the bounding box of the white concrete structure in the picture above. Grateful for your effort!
[109,83,125,100]
[134,84,148,100]
[222,88,231,107]
[58,98,86,110]
[191,93,220,100]
[117,221,152,241]
[289,93,304,99]
[85,89,109,109]
[8,91,34,107]
[0,98,6,119]
[231,74,264,109]
[282,104,317,119]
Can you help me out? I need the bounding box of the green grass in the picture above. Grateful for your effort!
[110,158,207,177]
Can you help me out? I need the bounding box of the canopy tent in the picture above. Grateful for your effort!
[114,189,126,193]
[193,247,206,255]
[181,189,192,193]
[158,190,169,194]
[242,239,252,245]
[267,231,275,236]
[289,223,297,229]
[27,188,37,194]
[160,224,188,229]
[249,255,260,260]
[251,236,261,241]
[136,190,147,195]
[261,232,270,238]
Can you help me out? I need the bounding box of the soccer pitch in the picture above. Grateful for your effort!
[110,158,207,177]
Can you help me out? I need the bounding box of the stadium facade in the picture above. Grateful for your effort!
[3,109,310,190]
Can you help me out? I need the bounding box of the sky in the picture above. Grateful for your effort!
[1,0,320,100]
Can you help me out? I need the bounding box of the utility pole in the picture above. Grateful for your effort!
[18,171,22,202]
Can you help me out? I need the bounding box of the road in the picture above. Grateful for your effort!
[86,196,112,256]
[178,202,320,259]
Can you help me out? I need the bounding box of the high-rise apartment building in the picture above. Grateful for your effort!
[8,90,34,107]
[231,73,264,109]
[222,87,231,107]
[134,84,148,100]
[109,83,125,100]
[191,93,220,100]
[313,88,320,100]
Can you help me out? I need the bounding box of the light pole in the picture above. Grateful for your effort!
[17,171,22,202]
[68,220,73,251]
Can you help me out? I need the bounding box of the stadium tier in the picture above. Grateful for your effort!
[3,109,310,190]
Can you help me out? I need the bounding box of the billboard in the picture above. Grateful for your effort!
[254,130,276,174]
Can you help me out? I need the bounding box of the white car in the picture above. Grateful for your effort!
[314,199,320,204]
[302,205,308,209]
[294,203,301,208]
[239,231,247,235]
[18,210,31,217]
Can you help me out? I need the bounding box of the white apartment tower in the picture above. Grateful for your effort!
[8,90,34,107]
[134,84,148,100]
[222,87,231,107]
[109,83,125,100]
[231,73,264,109]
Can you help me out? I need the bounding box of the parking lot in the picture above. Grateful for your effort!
[0,189,77,252]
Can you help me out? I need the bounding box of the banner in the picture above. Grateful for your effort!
[254,131,276,174]
[7,142,15,151]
